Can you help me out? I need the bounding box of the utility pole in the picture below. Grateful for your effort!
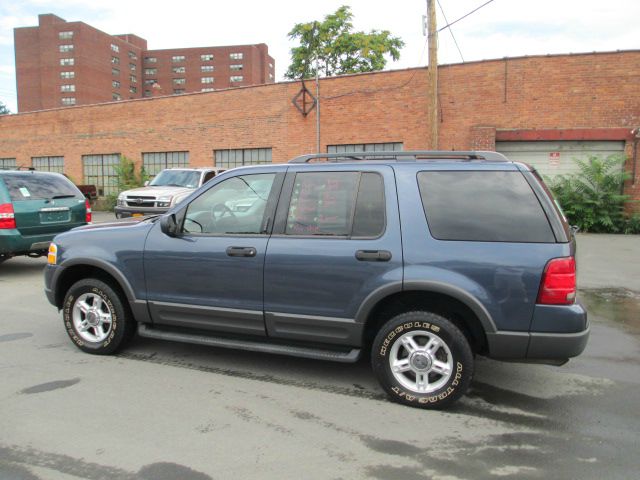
[427,0,438,149]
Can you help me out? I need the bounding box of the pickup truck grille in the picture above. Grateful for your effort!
[125,196,156,208]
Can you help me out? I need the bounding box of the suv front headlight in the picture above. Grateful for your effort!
[116,193,125,207]
[157,196,173,208]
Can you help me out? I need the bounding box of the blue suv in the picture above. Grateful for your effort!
[44,151,589,408]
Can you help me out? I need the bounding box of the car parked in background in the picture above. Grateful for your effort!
[114,167,225,218]
[0,170,90,263]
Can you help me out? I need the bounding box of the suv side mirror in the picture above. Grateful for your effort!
[144,180,150,187]
[160,213,180,237]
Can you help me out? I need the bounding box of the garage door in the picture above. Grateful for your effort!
[496,141,625,178]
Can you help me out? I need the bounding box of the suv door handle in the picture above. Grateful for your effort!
[355,250,392,262]
[226,246,257,257]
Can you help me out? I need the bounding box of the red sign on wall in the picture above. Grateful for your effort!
[549,151,561,167]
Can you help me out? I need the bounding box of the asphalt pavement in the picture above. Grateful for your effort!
[0,213,638,480]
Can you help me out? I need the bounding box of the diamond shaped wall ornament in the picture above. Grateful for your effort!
[292,80,316,116]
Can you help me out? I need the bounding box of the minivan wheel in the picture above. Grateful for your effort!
[62,278,134,355]
[371,311,473,409]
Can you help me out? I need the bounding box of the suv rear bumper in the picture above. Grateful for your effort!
[486,301,589,364]
[0,230,56,256]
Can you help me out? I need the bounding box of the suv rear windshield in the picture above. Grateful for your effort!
[150,170,201,188]
[417,171,555,243]
[2,173,81,201]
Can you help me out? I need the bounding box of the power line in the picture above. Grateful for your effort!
[438,0,495,33]
[437,0,465,62]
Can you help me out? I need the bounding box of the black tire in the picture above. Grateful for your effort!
[62,278,134,355]
[371,311,473,409]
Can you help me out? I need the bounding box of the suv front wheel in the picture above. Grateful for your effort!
[371,311,473,409]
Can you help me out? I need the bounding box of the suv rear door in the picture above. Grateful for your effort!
[263,164,402,346]
[2,172,87,236]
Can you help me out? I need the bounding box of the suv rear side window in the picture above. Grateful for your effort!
[285,172,385,237]
[2,173,80,201]
[417,171,554,243]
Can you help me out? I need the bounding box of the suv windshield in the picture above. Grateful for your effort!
[150,170,201,188]
[2,173,81,201]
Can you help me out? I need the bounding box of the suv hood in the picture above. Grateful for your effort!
[121,185,193,198]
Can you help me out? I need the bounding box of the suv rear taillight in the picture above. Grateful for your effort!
[0,203,16,229]
[85,199,92,223]
[537,257,576,305]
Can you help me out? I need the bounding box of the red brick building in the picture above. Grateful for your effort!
[1,50,639,205]
[14,14,275,112]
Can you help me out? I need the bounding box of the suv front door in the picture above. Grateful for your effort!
[143,171,283,336]
[264,165,403,346]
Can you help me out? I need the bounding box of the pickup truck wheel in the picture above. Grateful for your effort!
[63,278,134,355]
[371,311,473,409]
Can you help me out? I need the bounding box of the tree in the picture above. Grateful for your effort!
[285,6,404,79]
[0,101,10,115]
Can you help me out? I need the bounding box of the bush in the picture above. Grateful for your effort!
[546,154,634,233]
[105,155,149,211]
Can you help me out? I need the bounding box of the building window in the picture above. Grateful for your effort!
[230,64,243,71]
[201,54,214,61]
[112,80,120,88]
[144,68,157,75]
[144,90,152,97]
[59,44,74,53]
[60,84,75,92]
[214,148,271,169]
[172,55,186,63]
[201,77,214,84]
[144,56,157,63]
[111,56,120,65]
[128,51,137,60]
[129,63,136,71]
[130,75,137,83]
[201,65,214,72]
[130,86,137,94]
[113,93,121,101]
[60,71,75,79]
[201,88,215,92]
[32,156,64,174]
[0,158,17,170]
[327,142,404,157]
[111,44,119,53]
[59,31,73,40]
[269,63,273,69]
[144,79,156,85]
[61,98,76,106]
[173,89,185,94]
[230,76,243,82]
[142,151,189,177]
[60,58,74,66]
[173,78,185,85]
[172,66,186,74]
[112,68,120,76]
[269,74,274,80]
[229,53,243,60]
[82,153,120,196]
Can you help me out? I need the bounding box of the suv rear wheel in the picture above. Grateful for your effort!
[63,278,134,354]
[371,311,473,409]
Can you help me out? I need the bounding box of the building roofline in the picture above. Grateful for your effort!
[145,43,269,54]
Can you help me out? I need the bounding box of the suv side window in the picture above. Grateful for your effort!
[417,171,555,243]
[285,171,385,237]
[183,173,275,235]
[202,171,217,184]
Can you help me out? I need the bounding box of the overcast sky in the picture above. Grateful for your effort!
[1,0,638,113]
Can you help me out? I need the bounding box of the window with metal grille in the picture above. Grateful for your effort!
[172,66,186,74]
[32,156,64,174]
[112,80,120,89]
[59,45,74,53]
[61,98,76,106]
[60,84,75,92]
[230,76,243,82]
[128,51,137,60]
[60,71,75,79]
[0,158,17,170]
[201,77,214,84]
[59,31,73,40]
[111,56,120,65]
[201,65,214,72]
[112,68,120,76]
[230,64,243,71]
[111,44,119,53]
[82,154,120,197]
[229,53,243,60]
[173,78,186,85]
[142,151,189,178]
[172,55,186,63]
[60,58,74,66]
[144,56,157,63]
[144,68,157,75]
[327,142,404,156]
[201,54,214,61]
[214,148,271,169]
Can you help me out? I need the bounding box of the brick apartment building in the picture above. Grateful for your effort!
[1,50,639,206]
[14,14,275,112]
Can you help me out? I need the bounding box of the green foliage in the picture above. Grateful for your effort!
[546,154,634,233]
[0,101,10,115]
[285,5,404,79]
[105,155,149,211]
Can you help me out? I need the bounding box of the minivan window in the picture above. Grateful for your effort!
[2,173,80,201]
[417,171,555,243]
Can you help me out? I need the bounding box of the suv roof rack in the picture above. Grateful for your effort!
[288,150,510,164]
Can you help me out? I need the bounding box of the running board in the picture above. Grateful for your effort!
[137,324,361,363]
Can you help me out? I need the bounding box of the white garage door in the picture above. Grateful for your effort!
[496,141,625,178]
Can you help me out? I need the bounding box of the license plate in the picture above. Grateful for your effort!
[40,208,70,223]
[132,213,144,217]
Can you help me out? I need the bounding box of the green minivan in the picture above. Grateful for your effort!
[0,170,90,263]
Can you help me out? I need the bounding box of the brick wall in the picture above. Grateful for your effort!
[1,50,639,203]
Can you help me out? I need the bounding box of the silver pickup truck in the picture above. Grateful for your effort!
[114,167,224,218]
